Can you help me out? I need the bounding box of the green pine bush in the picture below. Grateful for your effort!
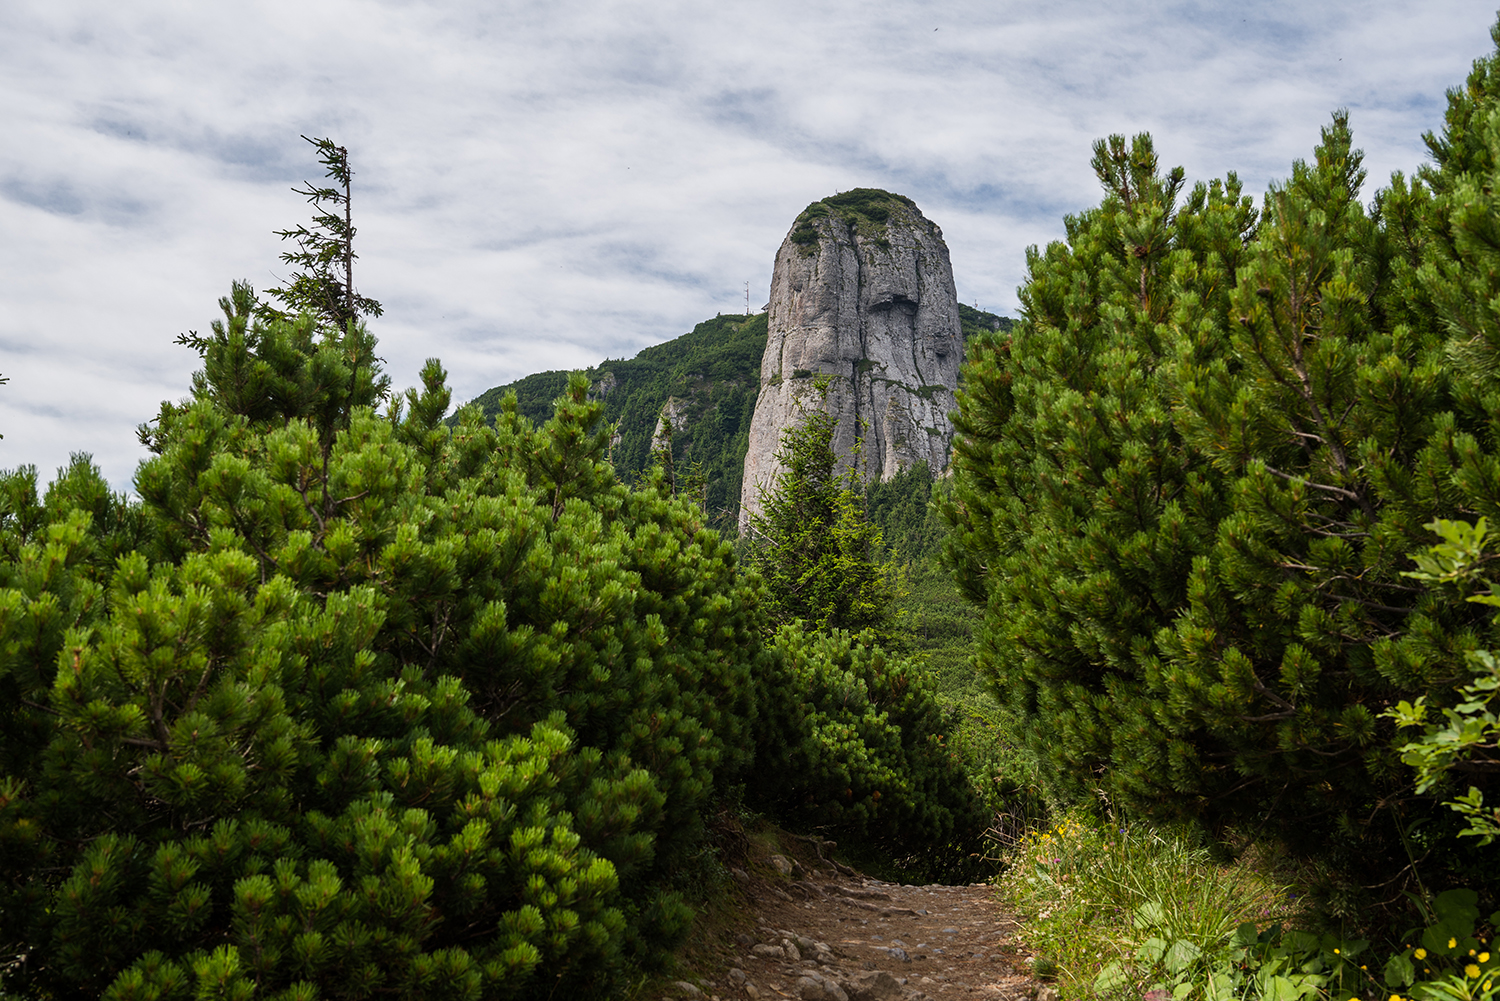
[0,277,987,997]
[945,40,1500,878]
[0,287,767,998]
[749,623,985,867]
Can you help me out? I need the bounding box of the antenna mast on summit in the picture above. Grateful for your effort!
[745,281,750,316]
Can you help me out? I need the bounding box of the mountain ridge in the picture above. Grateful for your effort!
[463,303,1011,532]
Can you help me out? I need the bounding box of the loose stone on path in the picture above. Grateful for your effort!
[658,867,1036,1001]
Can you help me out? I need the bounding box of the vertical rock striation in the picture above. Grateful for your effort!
[739,189,963,531]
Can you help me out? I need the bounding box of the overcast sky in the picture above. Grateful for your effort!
[1,1,1493,490]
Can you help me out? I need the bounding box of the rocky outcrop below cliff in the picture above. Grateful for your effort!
[739,190,963,531]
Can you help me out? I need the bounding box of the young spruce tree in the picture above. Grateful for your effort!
[749,384,899,640]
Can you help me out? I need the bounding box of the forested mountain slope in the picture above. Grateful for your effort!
[464,303,1009,531]
[468,312,766,530]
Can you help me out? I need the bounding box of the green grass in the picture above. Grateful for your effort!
[994,809,1296,1000]
[982,809,1500,1001]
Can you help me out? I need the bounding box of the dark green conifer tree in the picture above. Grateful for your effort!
[944,133,1256,814]
[1153,114,1458,845]
[257,136,384,332]
[748,391,899,639]
[947,88,1499,871]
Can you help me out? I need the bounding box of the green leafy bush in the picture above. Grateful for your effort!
[0,288,767,998]
[749,624,985,860]
[942,102,1487,870]
[1384,889,1500,1001]
[1388,518,1500,844]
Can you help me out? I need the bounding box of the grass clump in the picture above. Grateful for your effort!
[994,810,1298,1000]
[993,809,1500,1001]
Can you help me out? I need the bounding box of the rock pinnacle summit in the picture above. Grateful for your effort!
[739,190,963,532]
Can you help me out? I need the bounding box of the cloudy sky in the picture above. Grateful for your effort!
[0,1,1492,490]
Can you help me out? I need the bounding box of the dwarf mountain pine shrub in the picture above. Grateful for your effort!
[0,289,770,998]
[0,279,988,997]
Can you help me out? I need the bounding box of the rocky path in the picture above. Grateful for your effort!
[658,853,1038,1001]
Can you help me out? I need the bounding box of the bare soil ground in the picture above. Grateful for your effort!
[650,837,1040,1001]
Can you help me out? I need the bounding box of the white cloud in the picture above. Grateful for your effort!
[0,0,1490,488]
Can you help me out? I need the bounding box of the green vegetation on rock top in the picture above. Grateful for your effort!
[790,188,920,250]
[958,301,1013,340]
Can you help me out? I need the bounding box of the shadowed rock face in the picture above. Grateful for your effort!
[739,190,962,532]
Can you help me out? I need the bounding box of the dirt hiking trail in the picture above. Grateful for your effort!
[652,841,1042,1001]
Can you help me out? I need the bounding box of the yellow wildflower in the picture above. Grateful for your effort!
[1416,949,1428,960]
[1468,965,1482,979]
[1481,953,1491,962]
[1451,939,1459,950]
[1390,994,1403,1001]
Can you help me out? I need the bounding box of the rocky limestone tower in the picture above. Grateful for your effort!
[738,189,962,532]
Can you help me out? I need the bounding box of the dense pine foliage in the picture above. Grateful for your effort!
[0,280,985,997]
[28,20,1500,991]
[946,24,1500,890]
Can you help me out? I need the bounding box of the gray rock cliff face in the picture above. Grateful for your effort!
[650,396,687,456]
[739,191,962,531]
